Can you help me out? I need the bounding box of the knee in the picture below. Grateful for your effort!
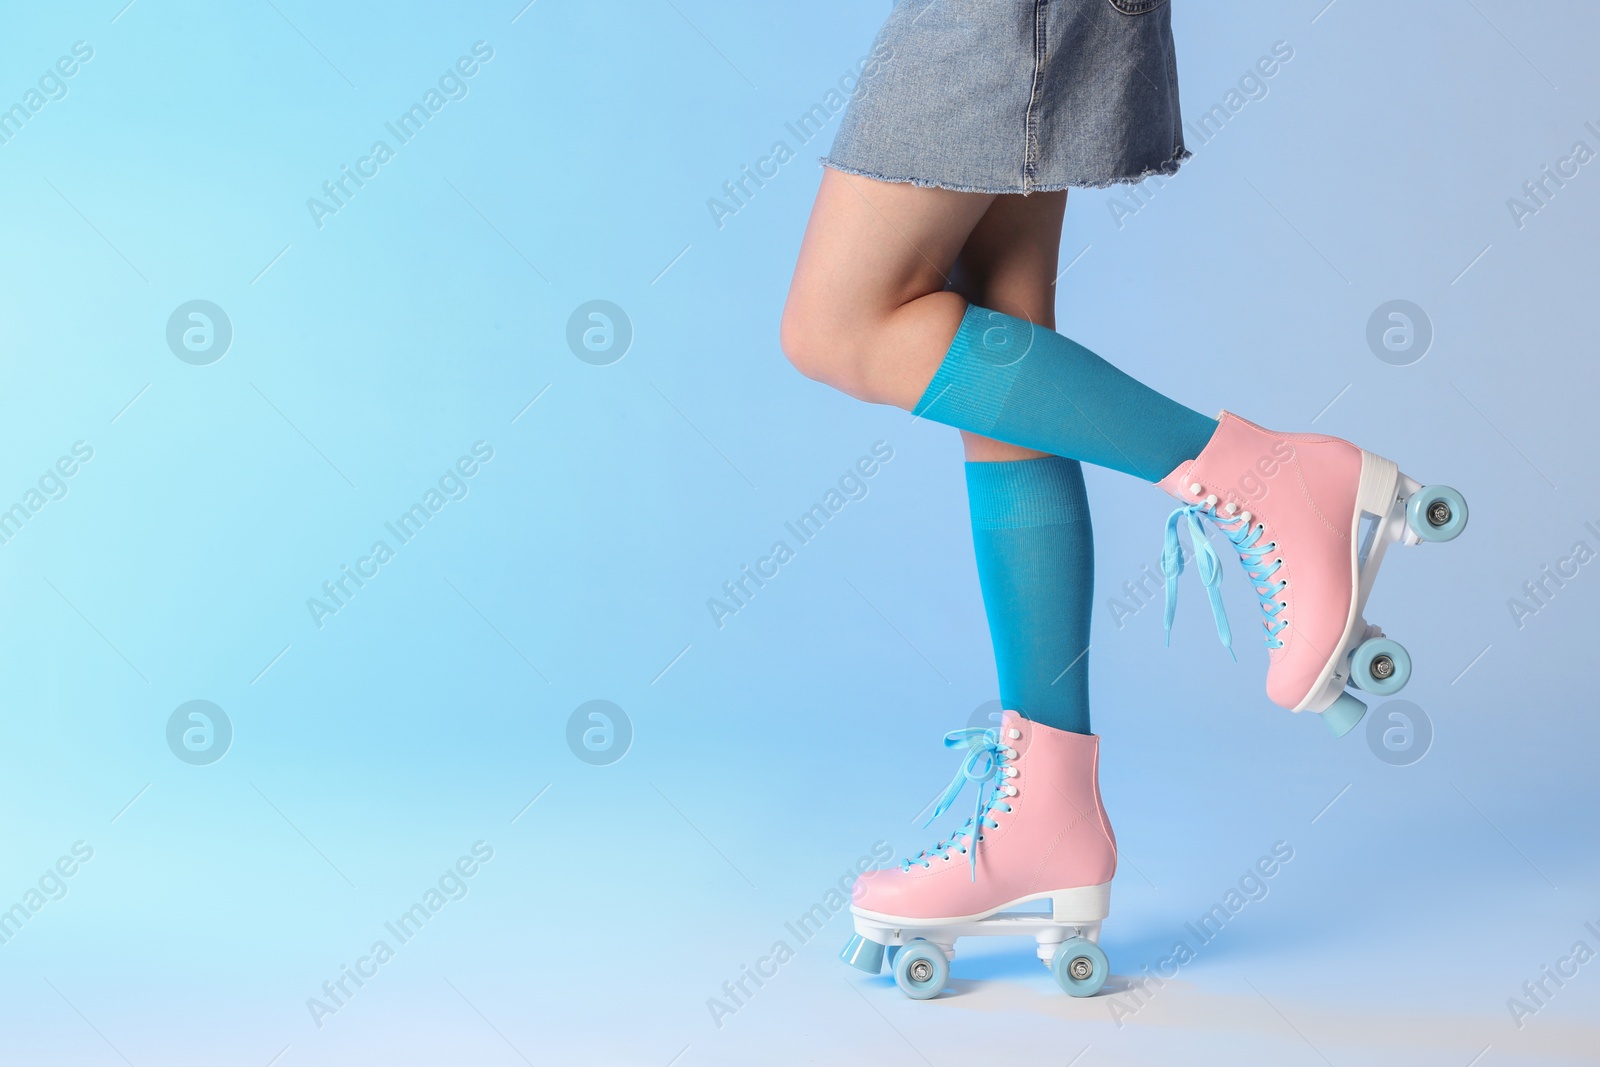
[779,298,873,398]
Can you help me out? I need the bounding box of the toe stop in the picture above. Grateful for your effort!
[1322,693,1367,737]
[840,933,886,974]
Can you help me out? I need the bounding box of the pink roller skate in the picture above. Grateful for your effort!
[1157,412,1468,735]
[840,710,1117,999]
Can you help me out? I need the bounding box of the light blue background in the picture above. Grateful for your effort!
[2,1,1597,1064]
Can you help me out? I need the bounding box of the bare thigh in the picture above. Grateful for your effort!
[781,169,995,406]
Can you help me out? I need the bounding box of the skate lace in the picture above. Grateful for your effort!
[899,726,1017,882]
[1162,497,1288,655]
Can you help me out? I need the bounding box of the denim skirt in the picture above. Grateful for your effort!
[823,0,1188,193]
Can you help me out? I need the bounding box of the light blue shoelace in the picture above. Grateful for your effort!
[1162,499,1287,656]
[901,726,1015,882]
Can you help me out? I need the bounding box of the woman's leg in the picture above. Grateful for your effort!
[948,192,1095,737]
[783,169,1215,482]
[785,169,1445,724]
[782,173,1095,735]
[781,170,994,406]
[830,195,1116,939]
[945,187,1065,466]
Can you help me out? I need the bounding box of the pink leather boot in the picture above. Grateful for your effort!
[841,711,1117,998]
[1156,412,1467,733]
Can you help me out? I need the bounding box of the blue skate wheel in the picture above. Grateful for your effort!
[1350,637,1411,696]
[885,944,900,968]
[893,939,949,1000]
[840,933,886,975]
[1052,937,1109,997]
[1406,485,1468,543]
[1322,692,1367,737]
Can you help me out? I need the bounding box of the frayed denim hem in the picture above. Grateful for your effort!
[818,146,1191,194]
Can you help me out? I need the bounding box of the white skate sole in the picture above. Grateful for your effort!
[841,881,1113,1000]
[849,880,1110,932]
[842,882,1114,997]
[1296,451,1467,733]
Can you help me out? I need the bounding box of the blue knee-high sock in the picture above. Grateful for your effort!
[918,305,1218,482]
[967,456,1094,736]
